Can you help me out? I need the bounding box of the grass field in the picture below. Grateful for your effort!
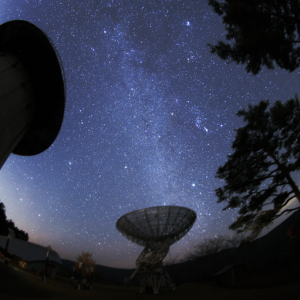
[1,262,300,300]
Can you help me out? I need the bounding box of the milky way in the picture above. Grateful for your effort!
[1,1,300,268]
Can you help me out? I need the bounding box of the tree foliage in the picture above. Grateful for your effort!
[216,96,300,236]
[184,234,245,261]
[208,0,300,74]
[0,201,29,241]
[75,251,96,276]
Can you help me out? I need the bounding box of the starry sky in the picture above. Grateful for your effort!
[0,0,300,269]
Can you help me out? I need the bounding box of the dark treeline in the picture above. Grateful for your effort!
[0,201,29,241]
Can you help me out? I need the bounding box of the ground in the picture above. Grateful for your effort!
[1,263,300,300]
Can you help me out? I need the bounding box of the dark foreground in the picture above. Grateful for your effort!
[1,263,300,300]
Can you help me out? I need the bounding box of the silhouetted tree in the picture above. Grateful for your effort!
[0,201,29,241]
[216,97,300,236]
[75,251,96,277]
[208,0,300,74]
[164,254,179,266]
[13,227,29,241]
[0,202,7,235]
[184,234,245,261]
[186,236,226,260]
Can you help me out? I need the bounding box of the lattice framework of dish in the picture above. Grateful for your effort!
[116,206,197,247]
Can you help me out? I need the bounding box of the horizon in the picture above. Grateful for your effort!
[1,0,300,269]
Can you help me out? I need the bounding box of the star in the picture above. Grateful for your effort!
[0,0,299,269]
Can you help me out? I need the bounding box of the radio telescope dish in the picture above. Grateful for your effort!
[116,205,197,247]
[116,206,196,294]
[0,20,65,168]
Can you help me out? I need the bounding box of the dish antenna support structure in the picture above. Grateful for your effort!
[0,20,65,168]
[116,205,197,294]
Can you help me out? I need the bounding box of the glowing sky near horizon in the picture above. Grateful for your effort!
[0,0,300,268]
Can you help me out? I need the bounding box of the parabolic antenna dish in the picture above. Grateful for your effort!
[116,206,197,248]
[0,20,65,156]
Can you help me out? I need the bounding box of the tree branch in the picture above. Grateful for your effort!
[273,207,300,219]
[277,194,297,209]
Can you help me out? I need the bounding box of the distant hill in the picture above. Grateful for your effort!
[57,209,300,285]
[238,208,300,261]
[166,208,300,283]
[58,259,136,285]
[225,208,300,264]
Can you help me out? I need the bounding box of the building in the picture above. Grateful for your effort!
[213,264,248,286]
[0,236,62,278]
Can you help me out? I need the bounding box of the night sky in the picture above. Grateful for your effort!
[1,0,300,268]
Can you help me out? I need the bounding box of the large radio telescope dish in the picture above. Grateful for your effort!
[116,206,196,294]
[116,205,196,248]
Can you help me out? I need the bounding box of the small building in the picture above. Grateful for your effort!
[213,264,247,286]
[0,236,61,277]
